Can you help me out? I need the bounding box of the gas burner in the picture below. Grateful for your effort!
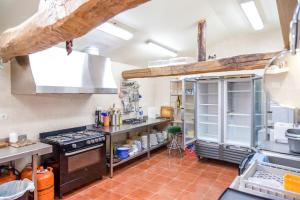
[45,136,73,143]
[63,132,85,139]
[83,130,102,136]
[123,118,146,125]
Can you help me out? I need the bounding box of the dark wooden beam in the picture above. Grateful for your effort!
[0,0,149,62]
[198,20,206,61]
[276,0,297,49]
[122,51,280,79]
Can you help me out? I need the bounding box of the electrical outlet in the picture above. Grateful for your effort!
[0,113,8,120]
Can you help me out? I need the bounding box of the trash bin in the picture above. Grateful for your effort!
[0,179,35,200]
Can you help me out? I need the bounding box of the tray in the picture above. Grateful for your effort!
[239,161,300,200]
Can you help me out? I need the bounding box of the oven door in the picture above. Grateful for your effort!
[59,144,105,195]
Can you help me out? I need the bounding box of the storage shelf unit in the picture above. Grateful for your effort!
[185,76,264,164]
[170,79,183,126]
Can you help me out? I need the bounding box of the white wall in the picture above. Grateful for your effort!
[153,28,284,107]
[0,61,155,139]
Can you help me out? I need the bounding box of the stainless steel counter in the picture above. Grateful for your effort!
[102,118,170,178]
[99,118,170,135]
[0,142,52,163]
[259,140,300,157]
[0,142,52,200]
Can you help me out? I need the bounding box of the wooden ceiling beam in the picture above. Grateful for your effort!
[276,0,297,49]
[0,0,149,62]
[122,51,280,79]
[197,20,206,61]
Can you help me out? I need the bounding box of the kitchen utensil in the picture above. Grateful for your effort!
[141,136,147,149]
[150,134,158,146]
[9,132,18,144]
[103,116,110,127]
[286,129,300,153]
[116,147,130,159]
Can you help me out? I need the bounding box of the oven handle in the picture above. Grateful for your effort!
[65,144,103,156]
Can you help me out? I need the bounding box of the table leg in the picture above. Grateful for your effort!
[32,154,38,200]
[147,126,150,159]
[110,135,113,178]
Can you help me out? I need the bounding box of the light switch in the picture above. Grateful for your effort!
[0,113,8,120]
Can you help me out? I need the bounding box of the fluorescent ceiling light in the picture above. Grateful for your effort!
[96,22,133,40]
[240,1,264,30]
[146,41,178,57]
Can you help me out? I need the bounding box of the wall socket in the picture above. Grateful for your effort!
[0,113,8,120]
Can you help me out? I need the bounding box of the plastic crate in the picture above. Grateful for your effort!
[238,161,300,200]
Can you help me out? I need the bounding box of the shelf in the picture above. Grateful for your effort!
[228,124,250,128]
[172,120,183,124]
[150,140,170,151]
[185,121,194,124]
[199,104,218,106]
[199,121,218,125]
[112,149,148,167]
[170,94,182,96]
[227,113,250,116]
[228,90,251,93]
[198,114,218,117]
[198,93,218,95]
[111,140,170,167]
[224,140,250,148]
[198,135,218,142]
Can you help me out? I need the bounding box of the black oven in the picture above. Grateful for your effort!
[43,143,105,198]
[40,126,106,199]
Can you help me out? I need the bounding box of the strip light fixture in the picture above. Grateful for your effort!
[240,1,264,30]
[146,40,178,57]
[96,22,133,40]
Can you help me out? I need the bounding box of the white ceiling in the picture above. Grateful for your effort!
[0,0,280,66]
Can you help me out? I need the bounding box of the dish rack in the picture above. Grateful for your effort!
[238,161,300,200]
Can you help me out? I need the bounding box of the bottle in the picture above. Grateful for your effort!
[95,109,100,127]
[176,96,181,109]
[119,112,123,125]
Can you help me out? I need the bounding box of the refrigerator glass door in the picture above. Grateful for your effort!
[224,79,252,147]
[253,78,266,147]
[183,80,196,145]
[197,80,220,142]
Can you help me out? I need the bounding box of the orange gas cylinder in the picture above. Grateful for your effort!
[21,165,54,200]
[0,170,17,184]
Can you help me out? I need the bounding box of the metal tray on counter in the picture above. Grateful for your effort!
[235,161,300,200]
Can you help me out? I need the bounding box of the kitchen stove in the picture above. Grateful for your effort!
[123,118,146,125]
[40,126,106,198]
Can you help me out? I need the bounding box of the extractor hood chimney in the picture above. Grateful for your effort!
[11,47,117,94]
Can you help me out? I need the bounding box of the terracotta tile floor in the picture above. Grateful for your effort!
[63,149,238,200]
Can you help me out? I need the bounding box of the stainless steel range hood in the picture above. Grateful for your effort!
[11,47,117,94]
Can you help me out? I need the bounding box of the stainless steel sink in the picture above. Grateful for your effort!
[261,151,300,169]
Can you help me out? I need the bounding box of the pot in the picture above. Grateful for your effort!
[116,147,130,159]
[286,129,300,153]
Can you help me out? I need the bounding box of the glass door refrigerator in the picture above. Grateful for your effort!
[183,79,197,146]
[195,78,222,160]
[223,77,261,164]
[197,79,221,142]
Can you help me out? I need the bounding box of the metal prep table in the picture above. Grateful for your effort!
[0,142,52,200]
[99,118,170,177]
